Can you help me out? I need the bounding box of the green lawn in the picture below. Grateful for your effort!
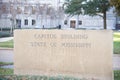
[0,62,13,66]
[114,32,120,54]
[0,40,13,48]
[0,68,13,75]
[114,70,120,80]
[0,69,120,80]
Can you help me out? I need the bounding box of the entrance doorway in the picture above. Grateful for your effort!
[16,19,21,28]
[70,20,76,28]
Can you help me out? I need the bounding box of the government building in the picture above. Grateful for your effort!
[0,0,119,29]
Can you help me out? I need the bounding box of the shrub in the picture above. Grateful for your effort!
[0,32,11,38]
[0,28,11,31]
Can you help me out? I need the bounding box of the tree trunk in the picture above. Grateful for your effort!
[103,11,107,29]
[76,15,79,28]
[10,19,13,34]
[11,18,16,34]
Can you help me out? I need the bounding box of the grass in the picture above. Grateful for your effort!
[0,75,80,80]
[0,70,120,80]
[0,40,13,48]
[114,70,120,80]
[0,62,13,66]
[114,32,120,54]
[0,67,120,80]
[0,68,13,75]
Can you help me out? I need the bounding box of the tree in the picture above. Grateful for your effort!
[110,0,120,15]
[64,0,111,29]
[0,2,11,32]
[9,1,17,33]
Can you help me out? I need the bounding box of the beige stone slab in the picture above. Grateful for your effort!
[14,30,113,80]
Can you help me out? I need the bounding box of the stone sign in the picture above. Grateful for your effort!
[14,30,113,80]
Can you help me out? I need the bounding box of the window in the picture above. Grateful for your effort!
[79,21,82,25]
[24,19,28,25]
[32,19,36,25]
[32,6,36,14]
[10,6,14,13]
[64,20,67,25]
[24,6,30,14]
[2,4,7,13]
[0,0,2,4]
[17,6,22,14]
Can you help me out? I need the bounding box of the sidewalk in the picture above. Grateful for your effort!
[113,54,120,70]
[0,37,13,42]
[0,49,13,62]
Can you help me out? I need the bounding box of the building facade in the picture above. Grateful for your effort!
[0,0,118,29]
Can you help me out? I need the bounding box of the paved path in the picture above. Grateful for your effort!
[0,37,13,42]
[0,49,120,70]
[113,54,120,70]
[0,65,14,69]
[0,49,13,62]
